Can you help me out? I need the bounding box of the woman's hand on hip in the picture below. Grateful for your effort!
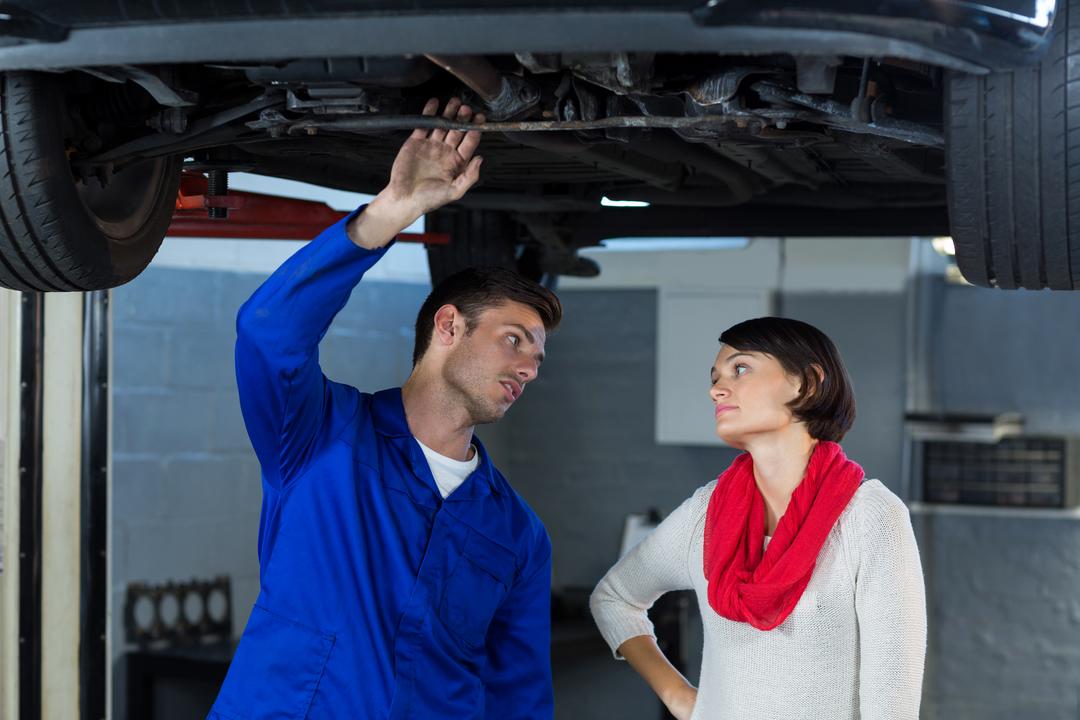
[664,683,698,720]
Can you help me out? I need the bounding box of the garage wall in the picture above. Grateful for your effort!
[109,265,432,717]
[931,281,1080,432]
[913,280,1080,720]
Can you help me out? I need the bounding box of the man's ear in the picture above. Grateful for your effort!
[432,304,462,348]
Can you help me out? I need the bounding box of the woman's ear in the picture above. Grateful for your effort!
[803,364,826,399]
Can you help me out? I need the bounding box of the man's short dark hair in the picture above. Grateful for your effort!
[719,317,856,442]
[413,267,563,365]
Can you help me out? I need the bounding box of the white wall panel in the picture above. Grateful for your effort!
[656,287,773,446]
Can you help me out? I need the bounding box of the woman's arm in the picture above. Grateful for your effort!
[854,491,927,720]
[590,487,706,719]
[619,636,698,720]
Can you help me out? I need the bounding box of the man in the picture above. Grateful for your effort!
[208,97,560,719]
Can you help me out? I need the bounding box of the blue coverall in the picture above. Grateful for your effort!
[208,208,554,720]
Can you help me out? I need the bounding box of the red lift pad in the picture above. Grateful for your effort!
[169,172,448,244]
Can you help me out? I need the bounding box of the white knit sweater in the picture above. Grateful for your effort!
[590,479,926,720]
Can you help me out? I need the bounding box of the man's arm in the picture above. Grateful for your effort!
[235,97,485,489]
[482,533,554,720]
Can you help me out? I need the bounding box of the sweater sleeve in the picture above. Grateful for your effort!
[854,489,927,720]
[589,488,704,660]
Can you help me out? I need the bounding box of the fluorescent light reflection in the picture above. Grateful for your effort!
[601,196,651,208]
[955,1,1054,27]
[932,236,956,256]
[586,237,751,252]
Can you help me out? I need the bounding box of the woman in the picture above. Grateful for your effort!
[590,317,926,720]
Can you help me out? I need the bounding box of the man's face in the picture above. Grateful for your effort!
[442,300,547,425]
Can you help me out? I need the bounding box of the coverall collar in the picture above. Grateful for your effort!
[371,387,501,502]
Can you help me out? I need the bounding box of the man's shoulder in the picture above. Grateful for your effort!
[333,387,408,450]
[486,469,551,559]
[492,468,546,523]
[320,386,379,449]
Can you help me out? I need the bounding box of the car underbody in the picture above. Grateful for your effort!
[60,50,952,263]
[0,1,1071,290]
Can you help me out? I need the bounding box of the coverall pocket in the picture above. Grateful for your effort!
[213,605,335,719]
[439,531,515,649]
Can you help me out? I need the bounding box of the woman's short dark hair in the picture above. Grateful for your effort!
[719,317,855,442]
[413,267,562,365]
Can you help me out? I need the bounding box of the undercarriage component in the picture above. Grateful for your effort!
[242,56,437,87]
[686,68,770,107]
[751,81,944,146]
[207,169,229,219]
[515,213,600,278]
[285,86,378,115]
[424,53,540,120]
[79,65,198,107]
[277,106,942,148]
[562,52,656,95]
[796,56,841,94]
[628,131,765,203]
[281,112,803,135]
[87,94,278,163]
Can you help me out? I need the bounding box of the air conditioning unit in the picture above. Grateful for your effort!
[918,436,1080,509]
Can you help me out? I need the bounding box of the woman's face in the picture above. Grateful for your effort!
[709,344,803,448]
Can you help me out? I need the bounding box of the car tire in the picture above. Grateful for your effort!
[0,71,182,292]
[425,208,543,286]
[945,0,1080,290]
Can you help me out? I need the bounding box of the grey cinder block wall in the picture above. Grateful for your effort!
[914,282,1080,720]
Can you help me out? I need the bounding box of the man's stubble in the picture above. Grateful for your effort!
[441,337,506,426]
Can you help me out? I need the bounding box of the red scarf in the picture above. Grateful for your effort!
[703,441,863,631]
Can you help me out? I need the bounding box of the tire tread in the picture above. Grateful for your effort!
[0,72,180,292]
[947,0,1078,289]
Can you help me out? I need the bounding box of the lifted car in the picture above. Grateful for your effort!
[0,0,1071,291]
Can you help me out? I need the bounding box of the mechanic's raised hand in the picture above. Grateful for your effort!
[348,97,484,250]
[390,97,484,212]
